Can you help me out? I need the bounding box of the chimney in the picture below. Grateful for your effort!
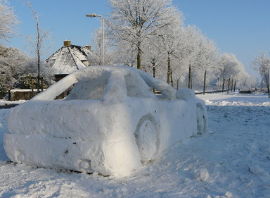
[64,40,71,46]
[85,45,91,51]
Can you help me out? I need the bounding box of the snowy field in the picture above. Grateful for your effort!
[0,92,270,198]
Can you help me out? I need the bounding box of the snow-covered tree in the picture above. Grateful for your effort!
[107,0,181,70]
[250,51,270,96]
[144,35,166,79]
[237,72,256,90]
[179,25,202,89]
[195,36,219,94]
[91,28,116,65]
[157,19,184,85]
[113,39,138,67]
[0,0,19,43]
[0,45,53,97]
[0,46,29,97]
[217,53,243,93]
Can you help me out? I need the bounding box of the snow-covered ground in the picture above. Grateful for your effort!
[0,100,25,106]
[0,92,270,198]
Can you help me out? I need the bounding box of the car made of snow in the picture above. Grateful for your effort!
[4,66,207,177]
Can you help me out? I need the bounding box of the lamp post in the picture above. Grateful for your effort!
[86,13,104,65]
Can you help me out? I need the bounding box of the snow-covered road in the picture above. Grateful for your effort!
[0,93,270,198]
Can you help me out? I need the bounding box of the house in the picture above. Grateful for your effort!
[46,40,98,81]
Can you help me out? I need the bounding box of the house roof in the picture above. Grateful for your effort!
[46,42,96,75]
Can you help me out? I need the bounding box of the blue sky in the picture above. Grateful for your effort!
[6,0,270,79]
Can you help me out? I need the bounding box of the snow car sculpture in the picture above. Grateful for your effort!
[4,66,207,177]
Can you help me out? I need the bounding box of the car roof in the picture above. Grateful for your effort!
[32,66,177,101]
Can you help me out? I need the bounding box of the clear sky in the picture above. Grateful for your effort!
[5,0,270,79]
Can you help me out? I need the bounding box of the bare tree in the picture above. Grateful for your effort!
[107,0,181,70]
[0,0,19,43]
[23,1,51,92]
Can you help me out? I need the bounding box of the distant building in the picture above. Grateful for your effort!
[46,40,98,81]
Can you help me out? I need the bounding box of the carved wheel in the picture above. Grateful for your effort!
[135,119,158,163]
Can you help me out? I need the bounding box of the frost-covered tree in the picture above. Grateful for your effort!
[251,51,270,96]
[0,0,19,43]
[113,39,138,67]
[91,28,116,65]
[157,19,184,85]
[237,72,256,90]
[0,45,53,97]
[14,59,53,89]
[180,25,202,89]
[0,59,14,97]
[195,36,219,94]
[230,61,248,91]
[144,35,165,79]
[0,46,30,97]
[107,0,181,70]
[217,53,243,93]
[143,24,218,90]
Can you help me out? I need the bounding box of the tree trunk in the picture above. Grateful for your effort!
[167,53,170,84]
[137,45,142,70]
[268,83,270,98]
[203,70,206,95]
[41,77,43,92]
[170,69,173,87]
[152,62,156,78]
[152,62,156,93]
[188,64,191,88]
[234,82,236,92]
[31,77,34,98]
[222,78,225,93]
[231,79,234,91]
[37,17,41,93]
[37,50,40,92]
[264,73,270,98]
[227,78,230,94]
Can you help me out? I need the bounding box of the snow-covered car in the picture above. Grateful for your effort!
[4,66,207,177]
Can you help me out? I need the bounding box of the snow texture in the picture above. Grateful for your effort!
[0,92,270,197]
[4,66,207,177]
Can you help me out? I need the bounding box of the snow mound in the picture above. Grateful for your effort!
[249,165,269,177]
[194,169,209,181]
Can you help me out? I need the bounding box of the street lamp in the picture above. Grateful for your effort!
[86,13,105,65]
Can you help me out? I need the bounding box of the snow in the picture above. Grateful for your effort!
[0,101,25,107]
[1,92,270,197]
[4,66,206,177]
